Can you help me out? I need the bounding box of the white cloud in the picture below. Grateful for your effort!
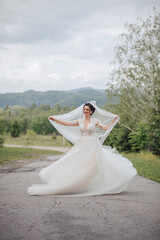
[0,0,159,93]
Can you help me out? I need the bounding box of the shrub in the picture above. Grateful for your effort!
[10,120,21,137]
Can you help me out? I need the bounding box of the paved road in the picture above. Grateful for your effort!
[0,155,160,240]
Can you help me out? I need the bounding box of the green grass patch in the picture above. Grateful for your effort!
[4,134,72,147]
[0,147,62,165]
[122,152,160,183]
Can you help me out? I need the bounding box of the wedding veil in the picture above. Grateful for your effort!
[48,101,120,145]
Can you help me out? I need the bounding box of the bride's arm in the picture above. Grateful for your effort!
[97,116,119,131]
[49,116,79,126]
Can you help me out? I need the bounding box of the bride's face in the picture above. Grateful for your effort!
[83,106,92,116]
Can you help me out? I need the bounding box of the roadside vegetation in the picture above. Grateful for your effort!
[4,134,72,147]
[122,152,160,183]
[0,147,62,165]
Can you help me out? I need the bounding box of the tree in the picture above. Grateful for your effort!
[10,120,21,137]
[128,122,149,152]
[20,118,30,134]
[53,103,61,114]
[106,8,160,154]
[148,108,160,155]
[29,117,56,135]
[104,124,132,152]
[0,119,5,134]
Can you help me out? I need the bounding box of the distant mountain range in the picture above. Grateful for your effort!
[0,87,108,108]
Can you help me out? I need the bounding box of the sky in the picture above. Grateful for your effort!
[0,0,159,93]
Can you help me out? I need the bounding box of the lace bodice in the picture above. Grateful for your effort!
[78,118,104,136]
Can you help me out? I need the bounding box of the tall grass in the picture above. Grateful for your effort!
[122,152,160,183]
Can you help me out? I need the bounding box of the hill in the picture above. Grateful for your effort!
[0,87,108,108]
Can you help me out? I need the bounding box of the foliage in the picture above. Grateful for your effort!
[106,8,160,155]
[29,117,55,135]
[104,124,132,152]
[1,104,74,136]
[20,118,30,134]
[3,119,11,133]
[128,122,149,152]
[147,108,160,155]
[0,119,5,134]
[0,137,4,147]
[10,120,21,137]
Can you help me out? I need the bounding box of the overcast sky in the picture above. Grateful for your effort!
[0,0,159,93]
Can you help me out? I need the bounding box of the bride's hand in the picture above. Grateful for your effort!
[49,116,55,121]
[114,115,119,120]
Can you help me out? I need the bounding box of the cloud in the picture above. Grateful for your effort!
[0,0,159,93]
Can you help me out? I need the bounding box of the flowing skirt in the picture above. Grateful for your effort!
[27,137,137,196]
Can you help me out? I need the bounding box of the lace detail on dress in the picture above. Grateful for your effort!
[79,118,98,136]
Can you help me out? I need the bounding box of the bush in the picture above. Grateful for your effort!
[29,117,56,135]
[104,124,132,152]
[128,122,149,152]
[10,120,21,137]
[0,119,5,134]
[20,118,30,134]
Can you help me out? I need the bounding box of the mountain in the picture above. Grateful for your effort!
[0,87,108,108]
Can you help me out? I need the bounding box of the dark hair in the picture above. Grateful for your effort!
[83,103,95,115]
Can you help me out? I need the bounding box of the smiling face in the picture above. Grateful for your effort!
[83,105,92,117]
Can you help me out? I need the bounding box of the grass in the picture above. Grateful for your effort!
[0,147,62,165]
[4,134,72,147]
[122,152,160,183]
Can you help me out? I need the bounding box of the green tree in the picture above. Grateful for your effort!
[30,117,56,135]
[128,122,149,152]
[53,103,61,114]
[20,118,30,134]
[104,124,132,152]
[148,108,160,155]
[10,120,21,137]
[3,119,11,133]
[0,119,5,147]
[106,9,160,154]
[0,119,5,134]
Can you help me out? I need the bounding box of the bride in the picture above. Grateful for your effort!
[27,101,137,196]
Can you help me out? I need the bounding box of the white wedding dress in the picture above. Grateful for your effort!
[27,117,137,196]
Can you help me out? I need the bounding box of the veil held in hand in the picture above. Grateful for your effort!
[48,101,120,145]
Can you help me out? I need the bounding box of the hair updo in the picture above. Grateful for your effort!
[83,103,95,115]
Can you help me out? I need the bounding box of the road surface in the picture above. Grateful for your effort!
[0,154,160,240]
